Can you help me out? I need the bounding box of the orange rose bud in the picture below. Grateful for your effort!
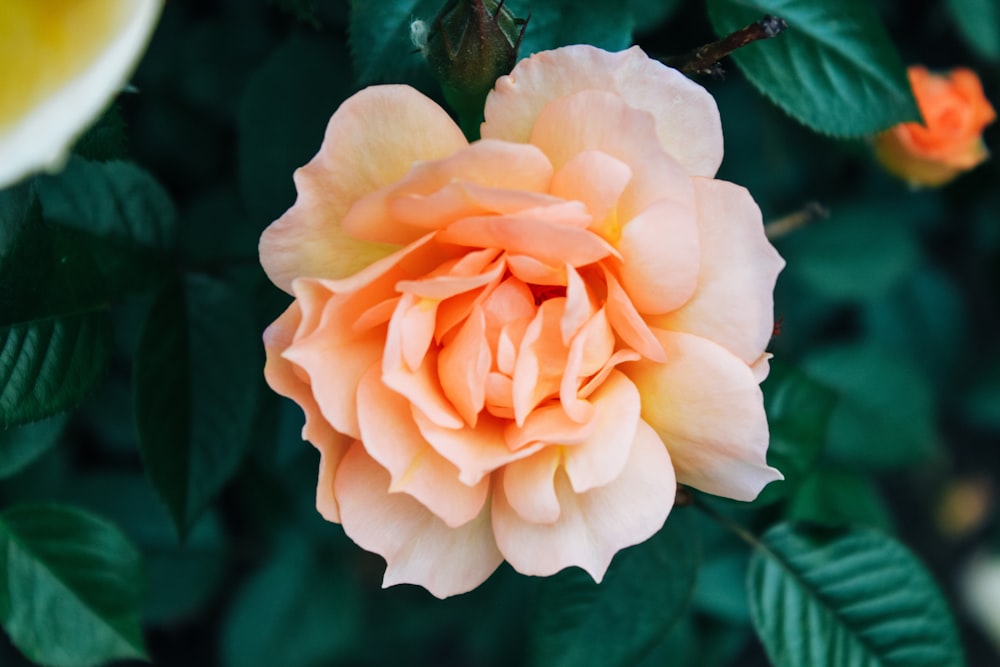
[875,66,996,187]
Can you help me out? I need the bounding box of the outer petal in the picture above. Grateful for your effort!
[263,303,351,522]
[356,365,489,528]
[623,330,782,501]
[651,178,784,365]
[482,44,723,177]
[492,419,675,581]
[259,85,467,292]
[0,0,163,188]
[335,443,503,599]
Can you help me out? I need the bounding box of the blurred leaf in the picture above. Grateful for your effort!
[756,362,837,504]
[134,274,259,535]
[946,0,1000,61]
[239,34,356,226]
[779,202,922,302]
[221,536,361,667]
[0,504,147,667]
[693,550,750,623]
[862,268,967,385]
[965,359,1000,433]
[348,0,440,84]
[631,0,682,35]
[0,414,68,479]
[514,0,635,56]
[707,0,919,136]
[529,509,698,667]
[36,158,176,250]
[65,472,227,626]
[0,310,113,429]
[71,106,129,163]
[803,343,938,469]
[787,467,894,531]
[748,523,964,667]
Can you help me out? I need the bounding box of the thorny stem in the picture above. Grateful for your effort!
[765,201,829,240]
[661,15,788,77]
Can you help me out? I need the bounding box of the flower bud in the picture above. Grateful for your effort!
[423,0,526,133]
[874,66,996,187]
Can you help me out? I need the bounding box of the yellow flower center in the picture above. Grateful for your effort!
[0,0,127,130]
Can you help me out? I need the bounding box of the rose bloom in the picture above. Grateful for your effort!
[0,0,162,188]
[261,45,784,598]
[875,65,996,187]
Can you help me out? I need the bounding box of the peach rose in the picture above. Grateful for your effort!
[260,45,784,598]
[875,66,996,187]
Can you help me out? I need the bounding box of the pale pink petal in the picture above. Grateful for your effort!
[650,178,784,365]
[335,443,502,598]
[602,267,666,362]
[390,182,565,230]
[501,447,562,524]
[550,151,633,233]
[504,403,596,451]
[263,303,352,522]
[623,330,782,501]
[414,410,545,485]
[492,419,675,581]
[436,210,616,268]
[357,365,489,527]
[260,86,466,291]
[438,306,491,426]
[483,45,723,177]
[751,352,773,383]
[561,265,593,344]
[343,139,553,244]
[617,198,700,314]
[563,370,641,493]
[578,348,643,398]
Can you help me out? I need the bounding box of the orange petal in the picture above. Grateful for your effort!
[491,419,674,580]
[357,365,489,527]
[623,330,782,501]
[263,302,352,521]
[650,178,783,365]
[483,45,723,177]
[334,443,502,598]
[602,267,666,362]
[260,86,465,291]
[438,306,491,426]
[550,151,632,232]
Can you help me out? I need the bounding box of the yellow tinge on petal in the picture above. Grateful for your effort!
[0,0,162,188]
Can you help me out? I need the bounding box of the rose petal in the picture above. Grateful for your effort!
[550,151,633,235]
[602,267,666,362]
[263,302,352,521]
[492,418,675,581]
[438,305,491,426]
[260,86,466,291]
[501,447,562,523]
[357,365,489,527]
[623,330,782,501]
[335,443,502,598]
[649,178,784,365]
[483,45,723,177]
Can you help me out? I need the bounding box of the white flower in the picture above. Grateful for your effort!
[0,0,162,188]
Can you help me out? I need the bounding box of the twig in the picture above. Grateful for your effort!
[662,15,788,77]
[765,201,829,240]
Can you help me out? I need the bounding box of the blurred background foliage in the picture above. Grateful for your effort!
[1,0,999,665]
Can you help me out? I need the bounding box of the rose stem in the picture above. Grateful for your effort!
[660,15,788,77]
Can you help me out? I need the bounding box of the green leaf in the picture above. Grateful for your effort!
[748,523,964,667]
[513,0,635,56]
[0,310,113,429]
[134,274,260,535]
[348,0,440,85]
[706,0,919,136]
[0,503,147,667]
[947,0,1000,61]
[803,343,939,469]
[786,468,894,531]
[239,34,357,226]
[0,414,68,479]
[779,201,922,302]
[221,536,361,667]
[756,362,837,504]
[36,157,176,251]
[71,106,129,163]
[529,509,698,667]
